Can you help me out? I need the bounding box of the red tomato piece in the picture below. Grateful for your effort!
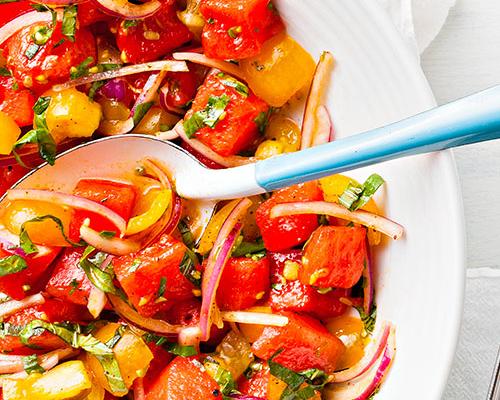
[0,244,60,300]
[251,312,345,373]
[145,356,222,400]
[255,182,323,252]
[77,0,113,26]
[5,23,96,93]
[68,178,137,242]
[0,164,30,198]
[199,0,285,60]
[164,64,207,110]
[0,0,33,26]
[237,363,270,398]
[142,342,173,394]
[300,226,368,289]
[268,250,348,319]
[45,247,93,306]
[217,256,270,310]
[113,234,195,317]
[0,76,35,127]
[115,3,192,64]
[185,73,269,156]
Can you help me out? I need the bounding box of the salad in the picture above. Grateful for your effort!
[0,0,404,399]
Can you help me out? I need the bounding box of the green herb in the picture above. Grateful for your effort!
[0,0,19,3]
[183,94,230,138]
[12,81,19,91]
[105,325,125,348]
[317,214,329,226]
[178,219,195,248]
[62,5,78,42]
[232,238,266,258]
[132,101,153,126]
[53,38,66,48]
[218,73,249,97]
[179,250,201,287]
[29,5,57,47]
[159,123,170,132]
[79,246,117,294]
[0,255,28,277]
[19,215,82,255]
[99,231,116,239]
[227,26,242,39]
[98,63,121,72]
[123,20,138,28]
[88,80,106,100]
[267,1,279,14]
[129,259,142,273]
[70,56,94,79]
[143,333,197,356]
[356,304,377,335]
[25,43,40,59]
[254,109,272,134]
[207,17,215,24]
[0,67,11,77]
[157,277,167,298]
[22,354,45,374]
[204,358,237,395]
[13,96,57,166]
[339,174,385,211]
[69,279,79,295]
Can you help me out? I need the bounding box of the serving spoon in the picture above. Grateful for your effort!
[6,84,500,203]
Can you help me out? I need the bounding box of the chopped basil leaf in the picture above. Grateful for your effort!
[22,354,45,374]
[355,304,377,335]
[99,230,116,239]
[13,96,56,166]
[132,101,153,126]
[227,26,242,39]
[178,219,195,248]
[105,325,126,348]
[183,94,230,138]
[159,123,171,132]
[79,246,118,294]
[0,67,11,77]
[207,17,215,24]
[53,38,65,48]
[339,174,385,211]
[143,333,198,356]
[232,238,266,258]
[29,5,57,47]
[62,5,78,42]
[12,81,19,91]
[157,276,167,298]
[254,109,272,134]
[25,43,40,59]
[179,250,201,287]
[69,279,79,295]
[123,20,138,28]
[70,56,95,79]
[204,357,237,395]
[0,255,28,277]
[218,73,249,97]
[88,80,106,100]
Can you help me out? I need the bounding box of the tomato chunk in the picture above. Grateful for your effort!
[238,363,270,398]
[0,76,35,127]
[144,356,222,400]
[45,247,93,306]
[77,1,113,26]
[115,3,192,64]
[251,312,345,373]
[113,234,195,317]
[255,182,323,252]
[0,165,30,198]
[69,178,137,242]
[217,256,270,310]
[185,73,269,156]
[142,342,173,394]
[5,23,96,92]
[199,0,285,60]
[268,250,347,319]
[300,226,368,289]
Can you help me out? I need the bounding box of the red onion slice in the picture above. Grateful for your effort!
[0,293,45,320]
[270,201,404,240]
[0,11,52,46]
[311,105,333,147]
[301,52,334,150]
[6,189,127,236]
[159,85,185,116]
[130,71,167,125]
[173,52,246,80]
[0,347,77,376]
[362,245,373,315]
[108,293,183,334]
[220,311,288,327]
[53,61,188,91]
[80,225,140,255]
[94,0,161,20]
[98,79,128,102]
[200,198,252,341]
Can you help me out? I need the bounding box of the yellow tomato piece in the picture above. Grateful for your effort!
[255,139,284,160]
[0,111,21,155]
[215,331,254,380]
[3,361,92,400]
[325,315,366,370]
[45,88,102,143]
[1,200,72,247]
[241,33,316,107]
[125,189,171,236]
[264,116,301,153]
[100,98,130,121]
[84,323,153,396]
[197,199,240,255]
[133,106,180,135]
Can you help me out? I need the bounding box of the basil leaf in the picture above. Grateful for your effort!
[0,67,12,77]
[70,56,95,79]
[123,20,138,28]
[218,73,249,97]
[22,354,45,374]
[105,325,126,348]
[183,94,230,138]
[132,101,153,126]
[88,80,106,100]
[254,109,272,134]
[79,246,117,294]
[142,333,198,356]
[0,255,28,277]
[204,357,237,395]
[95,353,127,393]
[99,230,116,239]
[62,5,78,42]
[179,250,201,287]
[355,304,377,335]
[178,219,195,248]
[232,238,266,258]
[157,276,167,298]
[339,174,385,211]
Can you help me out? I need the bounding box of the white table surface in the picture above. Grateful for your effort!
[421,0,500,398]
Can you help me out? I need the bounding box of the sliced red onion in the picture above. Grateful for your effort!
[173,52,246,81]
[220,311,289,327]
[108,294,183,334]
[311,105,333,146]
[80,225,140,256]
[0,347,77,376]
[327,325,396,399]
[53,61,188,91]
[157,129,180,141]
[301,52,334,150]
[229,395,267,400]
[200,198,252,341]
[362,245,373,315]
[270,201,404,240]
[178,326,202,347]
[331,322,391,383]
[159,85,185,116]
[174,122,255,167]
[130,71,167,126]
[7,189,127,236]
[0,293,45,320]
[94,0,161,20]
[98,79,128,102]
[0,11,52,46]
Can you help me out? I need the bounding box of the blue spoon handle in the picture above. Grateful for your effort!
[255,84,500,191]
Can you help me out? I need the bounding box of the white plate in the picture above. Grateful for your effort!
[276,0,465,399]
